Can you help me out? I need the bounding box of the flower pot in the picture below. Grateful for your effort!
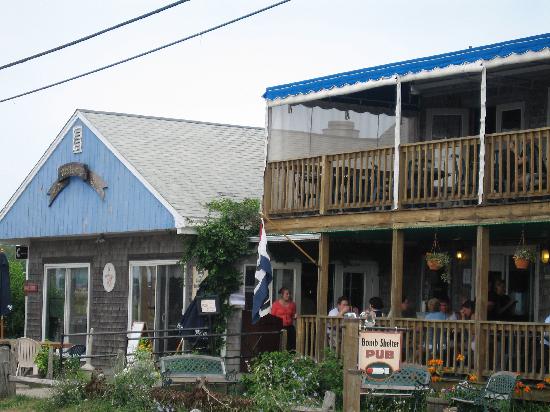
[514,258,529,269]
[427,259,443,271]
[426,396,450,412]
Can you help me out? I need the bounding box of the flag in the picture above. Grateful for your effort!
[0,252,11,316]
[252,220,272,324]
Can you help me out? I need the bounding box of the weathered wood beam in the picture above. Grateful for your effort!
[264,201,550,234]
[342,319,360,412]
[474,225,489,379]
[390,229,404,320]
[315,234,330,360]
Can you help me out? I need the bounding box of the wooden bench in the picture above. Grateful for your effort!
[361,364,430,410]
[160,354,227,383]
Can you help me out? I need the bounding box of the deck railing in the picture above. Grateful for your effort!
[265,128,550,216]
[400,136,480,206]
[486,127,550,200]
[297,315,550,379]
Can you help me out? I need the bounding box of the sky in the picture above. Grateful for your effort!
[0,0,549,207]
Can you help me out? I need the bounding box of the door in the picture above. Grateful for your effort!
[129,261,184,353]
[341,263,379,313]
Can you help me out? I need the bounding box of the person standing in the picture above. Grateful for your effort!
[271,287,296,351]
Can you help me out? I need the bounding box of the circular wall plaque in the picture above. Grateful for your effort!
[103,263,116,292]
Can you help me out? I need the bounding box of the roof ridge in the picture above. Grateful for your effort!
[77,109,264,131]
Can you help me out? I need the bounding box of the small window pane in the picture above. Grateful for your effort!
[46,268,66,342]
[68,268,88,345]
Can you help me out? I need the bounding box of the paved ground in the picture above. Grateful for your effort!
[15,383,50,399]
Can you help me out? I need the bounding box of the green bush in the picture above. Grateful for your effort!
[242,351,321,411]
[107,348,161,410]
[318,349,343,406]
[34,345,80,378]
[7,258,24,338]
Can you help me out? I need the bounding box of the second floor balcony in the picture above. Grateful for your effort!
[265,126,550,217]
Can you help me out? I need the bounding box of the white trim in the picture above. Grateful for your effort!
[479,67,487,204]
[127,260,182,331]
[0,110,186,229]
[271,262,302,313]
[496,102,525,132]
[393,78,401,210]
[41,263,91,350]
[23,247,29,338]
[338,262,379,312]
[249,233,321,243]
[425,108,469,140]
[266,49,550,107]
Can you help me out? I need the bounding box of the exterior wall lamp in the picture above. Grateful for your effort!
[456,250,464,260]
[541,249,550,264]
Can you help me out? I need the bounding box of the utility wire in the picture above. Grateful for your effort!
[0,0,191,71]
[0,0,290,104]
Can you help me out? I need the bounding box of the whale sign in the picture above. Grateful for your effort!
[358,330,402,382]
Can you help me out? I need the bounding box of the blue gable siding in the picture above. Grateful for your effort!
[0,119,176,239]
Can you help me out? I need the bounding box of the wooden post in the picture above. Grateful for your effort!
[263,164,272,216]
[342,319,360,412]
[279,328,288,351]
[474,225,489,378]
[0,342,16,398]
[46,347,53,380]
[82,327,95,372]
[315,234,330,360]
[319,155,331,215]
[390,229,404,321]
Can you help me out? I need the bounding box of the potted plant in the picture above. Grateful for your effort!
[426,252,452,283]
[513,246,535,269]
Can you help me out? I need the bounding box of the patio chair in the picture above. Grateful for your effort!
[16,337,41,376]
[451,371,517,411]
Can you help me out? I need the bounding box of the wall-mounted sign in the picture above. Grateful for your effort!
[15,246,28,260]
[47,162,108,206]
[358,330,402,382]
[102,263,116,292]
[198,296,220,315]
[24,281,39,295]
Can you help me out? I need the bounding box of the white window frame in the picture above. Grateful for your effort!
[127,260,184,330]
[496,102,525,132]
[426,108,469,140]
[336,262,379,312]
[271,262,302,313]
[42,263,91,347]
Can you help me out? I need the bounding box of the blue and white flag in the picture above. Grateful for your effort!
[252,220,273,324]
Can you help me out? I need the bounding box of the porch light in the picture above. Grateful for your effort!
[456,250,464,260]
[541,249,550,264]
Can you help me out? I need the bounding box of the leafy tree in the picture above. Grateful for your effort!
[0,245,25,338]
[182,198,260,348]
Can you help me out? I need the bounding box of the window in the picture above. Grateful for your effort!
[43,264,90,346]
[426,109,469,140]
[72,126,83,154]
[496,102,524,132]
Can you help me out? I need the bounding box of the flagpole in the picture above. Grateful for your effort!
[260,213,319,267]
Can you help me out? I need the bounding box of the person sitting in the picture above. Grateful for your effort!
[328,296,350,317]
[365,296,384,318]
[425,298,446,320]
[460,300,475,320]
[387,296,416,318]
[271,287,296,350]
[491,280,516,321]
[439,298,457,320]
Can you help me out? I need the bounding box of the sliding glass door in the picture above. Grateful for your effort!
[43,264,90,346]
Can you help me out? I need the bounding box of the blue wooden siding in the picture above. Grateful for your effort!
[0,119,176,239]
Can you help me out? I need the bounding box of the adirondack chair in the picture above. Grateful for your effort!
[16,337,41,376]
[451,371,518,411]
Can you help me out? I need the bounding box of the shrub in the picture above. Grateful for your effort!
[107,347,161,410]
[318,349,343,406]
[242,351,320,411]
[34,346,80,378]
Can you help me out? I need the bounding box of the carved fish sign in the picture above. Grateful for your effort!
[47,162,108,206]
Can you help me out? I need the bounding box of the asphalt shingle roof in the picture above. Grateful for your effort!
[80,110,265,221]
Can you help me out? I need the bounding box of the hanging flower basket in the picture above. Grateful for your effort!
[426,252,452,283]
[513,246,535,270]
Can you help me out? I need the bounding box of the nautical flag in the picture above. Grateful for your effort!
[252,220,273,324]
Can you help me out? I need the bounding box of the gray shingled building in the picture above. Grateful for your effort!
[0,109,264,370]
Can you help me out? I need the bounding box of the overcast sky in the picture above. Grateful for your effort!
[0,0,549,207]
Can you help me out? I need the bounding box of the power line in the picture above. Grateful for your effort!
[0,0,291,104]
[0,0,191,72]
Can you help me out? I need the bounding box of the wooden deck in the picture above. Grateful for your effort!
[265,127,550,222]
[297,315,550,379]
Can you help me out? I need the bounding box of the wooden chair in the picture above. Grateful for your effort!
[291,391,336,412]
[16,337,41,376]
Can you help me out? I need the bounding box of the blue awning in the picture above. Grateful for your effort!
[263,33,550,102]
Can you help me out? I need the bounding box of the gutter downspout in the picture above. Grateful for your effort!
[392,77,401,210]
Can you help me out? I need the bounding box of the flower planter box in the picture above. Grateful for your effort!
[514,257,529,269]
[427,260,443,271]
[426,396,450,412]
